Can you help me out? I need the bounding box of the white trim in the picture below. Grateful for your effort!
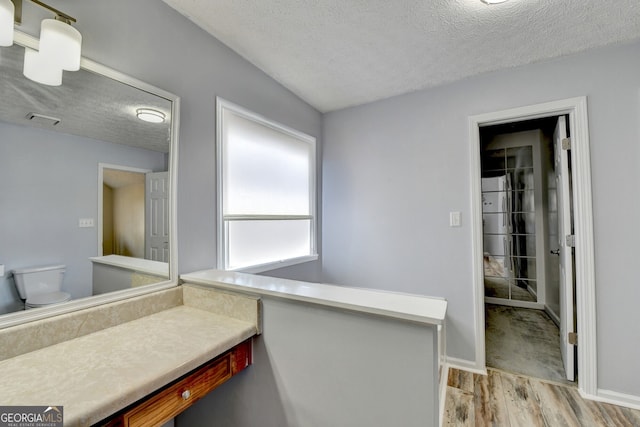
[469,97,597,396]
[0,30,180,330]
[445,357,487,375]
[587,389,640,411]
[485,297,545,310]
[0,281,177,330]
[544,305,561,327]
[233,255,319,274]
[215,97,318,271]
[97,163,152,256]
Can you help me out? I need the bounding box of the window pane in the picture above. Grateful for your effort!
[483,234,507,256]
[227,220,311,269]
[506,146,533,168]
[482,191,507,213]
[481,149,505,173]
[223,111,312,215]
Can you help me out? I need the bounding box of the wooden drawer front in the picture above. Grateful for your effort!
[231,338,252,374]
[124,354,232,427]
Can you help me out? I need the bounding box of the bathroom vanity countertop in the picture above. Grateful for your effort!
[182,269,447,326]
[0,305,256,426]
[89,255,169,277]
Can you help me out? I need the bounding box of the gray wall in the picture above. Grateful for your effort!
[17,0,323,280]
[178,297,439,427]
[0,121,165,314]
[322,41,640,396]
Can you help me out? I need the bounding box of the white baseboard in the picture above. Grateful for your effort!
[580,388,640,411]
[446,356,487,375]
[544,305,560,327]
[485,297,545,310]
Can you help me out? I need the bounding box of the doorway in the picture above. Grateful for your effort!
[469,98,597,396]
[98,164,170,262]
[99,165,151,258]
[480,116,574,383]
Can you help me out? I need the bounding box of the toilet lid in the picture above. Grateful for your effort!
[26,292,71,306]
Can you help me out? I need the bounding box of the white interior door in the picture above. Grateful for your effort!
[554,116,575,381]
[145,171,169,262]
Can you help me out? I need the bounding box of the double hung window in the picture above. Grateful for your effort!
[216,98,317,272]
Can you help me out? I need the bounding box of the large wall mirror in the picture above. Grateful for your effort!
[0,31,179,328]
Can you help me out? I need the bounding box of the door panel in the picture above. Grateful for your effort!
[145,172,169,262]
[554,116,575,381]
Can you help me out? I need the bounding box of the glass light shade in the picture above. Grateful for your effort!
[481,0,509,4]
[0,0,14,47]
[39,18,82,71]
[136,108,166,123]
[23,47,63,86]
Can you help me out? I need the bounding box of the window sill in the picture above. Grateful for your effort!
[230,254,319,274]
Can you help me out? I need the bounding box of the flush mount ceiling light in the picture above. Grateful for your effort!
[136,108,166,124]
[0,0,82,86]
[481,0,509,4]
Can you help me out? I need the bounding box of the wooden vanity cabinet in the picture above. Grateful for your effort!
[100,339,252,427]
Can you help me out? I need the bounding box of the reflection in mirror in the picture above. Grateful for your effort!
[0,32,178,325]
[481,140,537,302]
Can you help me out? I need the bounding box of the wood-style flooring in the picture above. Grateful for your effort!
[444,367,640,426]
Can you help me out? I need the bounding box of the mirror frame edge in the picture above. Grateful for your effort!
[0,30,180,330]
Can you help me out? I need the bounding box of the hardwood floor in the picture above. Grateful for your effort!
[444,368,640,426]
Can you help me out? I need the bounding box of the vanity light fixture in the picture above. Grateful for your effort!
[38,16,82,72]
[136,108,166,124]
[481,0,509,4]
[0,0,82,86]
[23,46,62,85]
[0,0,14,46]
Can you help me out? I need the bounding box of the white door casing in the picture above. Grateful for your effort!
[554,116,575,381]
[468,97,597,396]
[145,171,169,262]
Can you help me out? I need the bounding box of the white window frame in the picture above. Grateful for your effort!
[216,97,318,273]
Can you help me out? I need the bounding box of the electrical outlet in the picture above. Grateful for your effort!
[79,218,94,228]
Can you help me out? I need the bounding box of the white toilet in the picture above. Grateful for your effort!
[12,265,72,309]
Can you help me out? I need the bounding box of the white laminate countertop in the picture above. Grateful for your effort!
[0,306,256,426]
[181,269,447,326]
[89,255,169,277]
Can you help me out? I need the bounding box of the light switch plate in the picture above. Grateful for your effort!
[449,211,461,227]
[79,218,95,228]
[0,264,4,277]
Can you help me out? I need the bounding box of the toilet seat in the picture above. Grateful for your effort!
[25,291,71,309]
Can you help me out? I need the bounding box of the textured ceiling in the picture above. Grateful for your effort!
[0,44,172,152]
[162,0,640,112]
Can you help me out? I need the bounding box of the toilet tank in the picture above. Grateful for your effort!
[12,265,66,300]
